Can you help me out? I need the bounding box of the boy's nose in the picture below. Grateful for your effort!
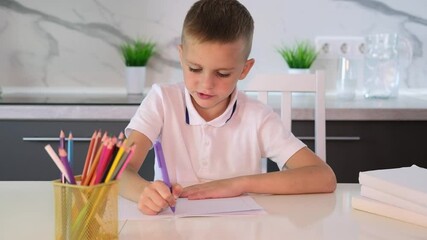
[200,73,215,89]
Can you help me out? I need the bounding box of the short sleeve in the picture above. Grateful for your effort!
[259,111,306,169]
[125,84,164,144]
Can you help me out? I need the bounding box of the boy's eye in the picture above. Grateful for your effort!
[217,72,231,78]
[189,67,202,73]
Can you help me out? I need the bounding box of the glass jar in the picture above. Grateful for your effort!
[363,33,412,99]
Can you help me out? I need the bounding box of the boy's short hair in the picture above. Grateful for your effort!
[182,0,254,59]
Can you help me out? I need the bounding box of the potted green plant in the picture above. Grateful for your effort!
[120,39,156,94]
[277,40,318,74]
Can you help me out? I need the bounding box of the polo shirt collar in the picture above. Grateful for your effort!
[184,87,238,127]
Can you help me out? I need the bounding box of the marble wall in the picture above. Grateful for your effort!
[0,0,426,94]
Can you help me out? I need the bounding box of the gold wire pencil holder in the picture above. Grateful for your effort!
[53,176,118,240]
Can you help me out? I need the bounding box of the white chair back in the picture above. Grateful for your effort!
[240,70,326,171]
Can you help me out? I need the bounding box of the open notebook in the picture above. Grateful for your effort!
[119,195,265,220]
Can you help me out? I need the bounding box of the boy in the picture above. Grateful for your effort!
[120,0,336,215]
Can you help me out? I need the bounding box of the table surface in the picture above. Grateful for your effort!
[1,182,426,240]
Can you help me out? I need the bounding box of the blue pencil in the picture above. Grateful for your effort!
[68,132,74,169]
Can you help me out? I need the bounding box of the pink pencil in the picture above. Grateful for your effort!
[95,139,115,184]
[90,140,107,185]
[115,145,136,180]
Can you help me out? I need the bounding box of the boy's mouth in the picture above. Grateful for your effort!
[197,92,214,99]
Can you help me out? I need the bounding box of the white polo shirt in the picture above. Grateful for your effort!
[126,82,305,187]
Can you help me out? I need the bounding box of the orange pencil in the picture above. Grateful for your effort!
[81,131,97,183]
[84,131,101,182]
[82,140,105,186]
[101,131,108,142]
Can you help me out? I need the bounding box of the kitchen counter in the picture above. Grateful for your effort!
[1,90,427,121]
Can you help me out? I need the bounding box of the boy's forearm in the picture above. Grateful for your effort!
[119,130,153,202]
[239,165,336,195]
[119,167,150,203]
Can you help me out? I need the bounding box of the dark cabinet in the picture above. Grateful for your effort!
[2,120,426,183]
[0,120,154,181]
[293,120,427,183]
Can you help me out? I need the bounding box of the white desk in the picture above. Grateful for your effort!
[1,183,427,240]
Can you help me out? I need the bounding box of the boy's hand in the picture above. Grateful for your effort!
[137,180,183,215]
[181,178,244,200]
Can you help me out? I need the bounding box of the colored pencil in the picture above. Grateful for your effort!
[59,130,65,149]
[104,140,127,182]
[59,130,66,183]
[45,144,75,184]
[111,145,131,180]
[115,145,136,180]
[96,138,116,184]
[83,140,106,186]
[86,131,102,177]
[58,148,76,184]
[81,131,97,183]
[100,145,118,183]
[67,132,73,169]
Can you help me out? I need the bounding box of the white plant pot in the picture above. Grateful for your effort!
[288,68,311,74]
[125,67,146,95]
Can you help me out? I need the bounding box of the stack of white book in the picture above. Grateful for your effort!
[352,165,427,227]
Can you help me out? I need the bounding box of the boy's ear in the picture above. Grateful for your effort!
[239,58,255,80]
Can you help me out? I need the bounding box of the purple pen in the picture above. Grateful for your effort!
[154,141,175,213]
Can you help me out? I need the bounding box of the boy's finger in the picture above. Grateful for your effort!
[172,184,183,198]
[141,184,170,209]
[153,181,175,206]
[139,198,163,215]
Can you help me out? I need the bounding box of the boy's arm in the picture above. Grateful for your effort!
[119,130,182,215]
[119,130,153,202]
[181,147,337,199]
[244,147,337,194]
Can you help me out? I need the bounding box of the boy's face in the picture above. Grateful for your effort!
[178,37,254,120]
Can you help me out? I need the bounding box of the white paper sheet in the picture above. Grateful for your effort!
[119,195,266,220]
